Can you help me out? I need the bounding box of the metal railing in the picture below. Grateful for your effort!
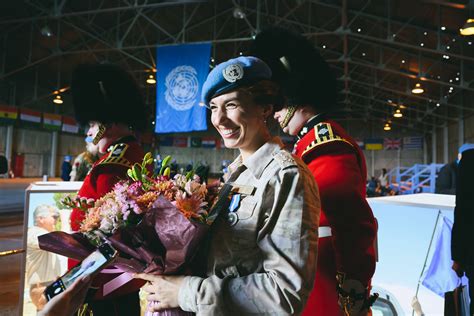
[387,163,445,194]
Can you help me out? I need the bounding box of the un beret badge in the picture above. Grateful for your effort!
[223,63,244,83]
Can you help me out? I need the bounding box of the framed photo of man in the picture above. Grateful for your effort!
[21,181,82,315]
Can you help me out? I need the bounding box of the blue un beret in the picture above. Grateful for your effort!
[459,143,474,154]
[201,56,272,105]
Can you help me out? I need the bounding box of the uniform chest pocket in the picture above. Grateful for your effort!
[236,196,257,220]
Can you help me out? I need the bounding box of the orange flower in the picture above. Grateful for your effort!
[136,191,159,209]
[174,193,207,220]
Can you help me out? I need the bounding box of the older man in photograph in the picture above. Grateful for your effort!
[26,204,62,310]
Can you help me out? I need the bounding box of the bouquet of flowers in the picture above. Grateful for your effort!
[38,153,221,315]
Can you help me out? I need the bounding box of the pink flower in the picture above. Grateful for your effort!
[127,181,145,197]
[80,207,101,232]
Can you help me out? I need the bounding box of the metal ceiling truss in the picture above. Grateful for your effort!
[0,0,472,134]
[343,101,429,134]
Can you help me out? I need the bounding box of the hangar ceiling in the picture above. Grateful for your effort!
[0,0,473,134]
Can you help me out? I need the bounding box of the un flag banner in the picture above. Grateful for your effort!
[155,43,211,133]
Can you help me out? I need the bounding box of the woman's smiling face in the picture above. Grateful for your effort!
[210,89,268,155]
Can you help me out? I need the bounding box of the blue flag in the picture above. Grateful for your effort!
[421,216,469,297]
[155,43,211,133]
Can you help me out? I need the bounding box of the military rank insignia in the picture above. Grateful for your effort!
[316,123,335,142]
[99,143,132,167]
[302,122,353,156]
[110,143,127,157]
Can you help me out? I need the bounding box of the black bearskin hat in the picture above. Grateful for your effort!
[249,27,339,112]
[71,63,147,131]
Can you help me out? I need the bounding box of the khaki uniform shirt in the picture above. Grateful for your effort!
[178,137,320,315]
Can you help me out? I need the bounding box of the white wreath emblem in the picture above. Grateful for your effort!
[222,64,244,83]
[165,65,199,111]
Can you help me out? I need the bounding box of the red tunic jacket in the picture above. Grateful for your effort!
[295,118,377,315]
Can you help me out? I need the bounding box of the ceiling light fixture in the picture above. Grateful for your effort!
[232,6,246,19]
[460,19,474,36]
[41,26,53,37]
[384,123,391,131]
[146,74,156,84]
[412,82,424,94]
[394,109,403,118]
[53,94,63,104]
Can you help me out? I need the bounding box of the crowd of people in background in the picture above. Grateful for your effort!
[366,168,398,197]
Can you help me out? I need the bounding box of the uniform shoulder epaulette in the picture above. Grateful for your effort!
[273,150,297,169]
[98,143,132,168]
[302,122,353,156]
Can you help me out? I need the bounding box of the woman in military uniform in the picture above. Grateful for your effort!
[69,63,148,316]
[251,27,378,316]
[135,56,321,315]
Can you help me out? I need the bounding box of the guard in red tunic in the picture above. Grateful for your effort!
[251,27,378,315]
[69,63,148,316]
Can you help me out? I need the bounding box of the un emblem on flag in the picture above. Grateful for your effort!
[165,65,199,111]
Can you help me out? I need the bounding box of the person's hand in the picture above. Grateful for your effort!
[30,285,48,310]
[411,296,424,316]
[452,261,465,278]
[134,273,185,311]
[38,275,92,316]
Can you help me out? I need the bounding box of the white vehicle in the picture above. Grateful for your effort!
[371,286,404,316]
[368,193,456,315]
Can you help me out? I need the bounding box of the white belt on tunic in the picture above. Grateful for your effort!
[318,226,332,238]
